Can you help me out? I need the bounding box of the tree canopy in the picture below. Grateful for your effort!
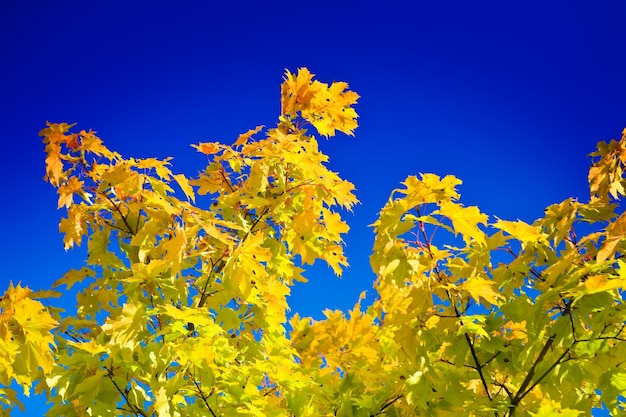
[1,68,625,416]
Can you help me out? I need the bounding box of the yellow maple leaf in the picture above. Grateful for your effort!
[460,277,503,306]
[7,291,58,377]
[322,244,349,276]
[597,211,626,263]
[223,231,273,300]
[57,176,86,209]
[322,209,350,241]
[40,122,75,187]
[53,267,93,290]
[234,125,264,146]
[59,206,86,250]
[173,173,195,203]
[1,282,32,305]
[436,201,487,245]
[493,218,544,244]
[307,80,360,137]
[400,174,462,206]
[280,68,359,137]
[582,274,625,294]
[502,320,528,342]
[191,141,222,155]
[65,340,107,355]
[135,157,173,180]
[281,68,316,117]
[43,149,65,187]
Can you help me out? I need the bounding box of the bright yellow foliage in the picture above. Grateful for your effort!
[0,283,58,411]
[1,69,625,416]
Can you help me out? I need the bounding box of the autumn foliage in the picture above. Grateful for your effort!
[1,68,625,416]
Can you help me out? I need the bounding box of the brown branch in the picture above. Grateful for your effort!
[102,192,136,235]
[191,374,218,417]
[508,333,556,414]
[197,256,226,309]
[439,357,477,369]
[106,365,148,417]
[464,332,493,401]
[219,166,235,193]
[64,330,82,343]
[378,394,402,413]
[101,217,134,234]
[493,379,514,401]
[504,247,544,282]
[519,348,570,400]
[483,351,502,367]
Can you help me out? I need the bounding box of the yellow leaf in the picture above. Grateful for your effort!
[597,211,626,263]
[460,277,503,306]
[234,125,264,146]
[59,206,87,250]
[57,177,86,209]
[530,400,583,416]
[223,231,272,300]
[306,79,360,137]
[101,302,144,347]
[66,340,107,355]
[1,282,32,305]
[280,68,359,137]
[53,267,93,290]
[40,122,76,187]
[322,209,350,241]
[582,274,625,294]
[322,244,349,276]
[78,128,120,160]
[436,201,487,245]
[134,157,173,180]
[399,174,462,206]
[493,218,544,244]
[173,173,195,202]
[189,165,228,195]
[11,296,58,375]
[502,320,528,342]
[281,68,316,117]
[153,386,171,417]
[191,141,222,155]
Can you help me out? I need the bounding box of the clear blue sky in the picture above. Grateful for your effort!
[1,1,625,415]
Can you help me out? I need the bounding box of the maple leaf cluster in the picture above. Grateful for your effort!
[1,69,625,416]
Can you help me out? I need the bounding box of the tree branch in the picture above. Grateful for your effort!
[464,332,493,401]
[106,365,148,417]
[508,334,556,414]
[371,394,403,415]
[102,192,136,235]
[190,373,218,417]
[519,348,570,400]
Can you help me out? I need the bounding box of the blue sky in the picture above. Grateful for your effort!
[1,1,625,414]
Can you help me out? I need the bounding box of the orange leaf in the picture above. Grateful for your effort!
[191,142,221,155]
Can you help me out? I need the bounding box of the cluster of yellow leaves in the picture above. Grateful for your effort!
[0,283,57,412]
[281,68,359,137]
[355,129,626,415]
[588,128,626,204]
[26,68,361,417]
[3,69,625,416]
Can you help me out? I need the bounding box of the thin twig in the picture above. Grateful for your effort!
[106,366,148,417]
